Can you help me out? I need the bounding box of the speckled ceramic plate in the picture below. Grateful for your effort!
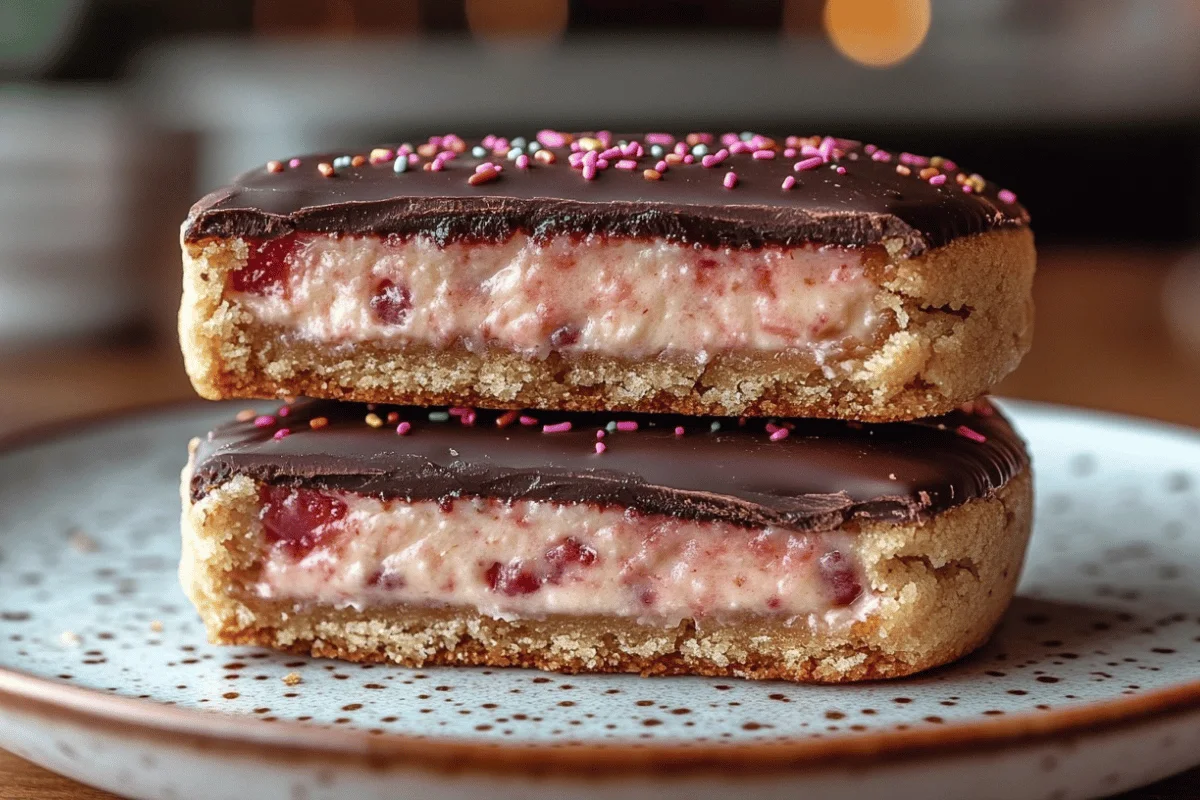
[0,401,1198,800]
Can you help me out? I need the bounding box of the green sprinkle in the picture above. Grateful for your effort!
[710,421,721,432]
[739,131,754,141]
[471,146,487,157]
[691,144,708,157]
[527,141,542,153]
[650,144,664,158]
[393,157,408,173]
[428,411,450,422]
[511,136,527,149]
[605,421,618,432]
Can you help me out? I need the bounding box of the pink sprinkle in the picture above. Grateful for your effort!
[448,407,471,416]
[674,142,688,156]
[769,428,790,442]
[836,166,847,175]
[582,163,597,180]
[519,415,538,426]
[543,421,572,434]
[801,144,823,159]
[688,132,713,144]
[437,150,456,162]
[864,144,878,155]
[288,158,302,168]
[955,425,988,443]
[794,156,824,172]
[621,142,641,157]
[723,171,738,189]
[782,175,796,190]
[398,144,413,155]
[616,421,638,432]
[765,422,781,433]
[407,153,419,165]
[462,411,477,426]
[701,148,728,168]
[961,184,973,193]
[599,147,621,160]
[720,133,740,147]
[429,159,444,172]
[729,141,753,155]
[570,141,582,152]
[277,406,290,417]
[253,415,276,428]
[819,136,835,159]
[568,151,584,167]
[646,133,674,146]
[396,421,411,435]
[596,430,605,439]
[583,150,598,166]
[783,147,796,158]
[655,160,668,172]
[674,426,685,436]
[899,152,929,167]
[941,159,958,171]
[273,428,290,440]
[596,158,609,169]
[475,162,497,173]
[595,441,607,454]
[682,154,695,164]
[752,149,776,160]
[871,150,892,162]
[482,135,497,148]
[536,129,566,148]
[596,130,613,147]
[516,154,530,169]
[998,189,1017,204]
[929,174,947,186]
[615,159,638,170]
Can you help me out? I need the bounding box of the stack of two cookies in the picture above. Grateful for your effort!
[179,131,1034,682]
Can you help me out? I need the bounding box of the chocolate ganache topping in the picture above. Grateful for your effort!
[190,399,1028,532]
[183,132,1029,257]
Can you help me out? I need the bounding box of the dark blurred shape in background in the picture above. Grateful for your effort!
[1,0,1200,431]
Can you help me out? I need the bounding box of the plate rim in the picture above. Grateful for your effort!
[1,398,1199,778]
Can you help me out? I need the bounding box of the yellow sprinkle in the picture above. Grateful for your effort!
[364,413,383,428]
[918,167,939,180]
[309,416,329,430]
[643,169,662,181]
[578,137,603,151]
[895,164,911,176]
[534,149,556,164]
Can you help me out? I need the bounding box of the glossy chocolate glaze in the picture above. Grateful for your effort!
[190,400,1028,533]
[183,133,1028,256]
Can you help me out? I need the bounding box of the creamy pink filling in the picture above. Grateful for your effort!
[251,487,871,628]
[228,233,883,361]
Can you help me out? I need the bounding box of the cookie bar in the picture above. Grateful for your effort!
[181,398,1032,682]
[180,132,1034,422]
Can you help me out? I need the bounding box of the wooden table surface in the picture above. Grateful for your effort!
[1,246,1198,799]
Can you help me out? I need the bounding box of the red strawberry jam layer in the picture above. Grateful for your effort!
[226,232,884,362]
[253,487,871,627]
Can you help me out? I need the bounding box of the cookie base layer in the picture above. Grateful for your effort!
[179,228,1034,421]
[180,461,1033,683]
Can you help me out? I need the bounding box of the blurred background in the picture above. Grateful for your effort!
[2,0,1200,438]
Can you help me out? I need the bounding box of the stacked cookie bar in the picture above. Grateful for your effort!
[179,131,1034,682]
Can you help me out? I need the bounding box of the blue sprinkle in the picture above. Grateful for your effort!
[605,421,617,432]
[710,421,721,432]
[511,136,527,149]
[428,411,450,422]
[691,144,708,157]
[650,145,664,158]
[739,131,754,141]
[506,147,524,160]
[333,155,351,168]
[393,157,408,173]
[471,146,487,158]
[527,141,542,153]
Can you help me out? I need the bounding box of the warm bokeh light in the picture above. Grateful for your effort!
[822,0,931,68]
[465,0,569,41]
